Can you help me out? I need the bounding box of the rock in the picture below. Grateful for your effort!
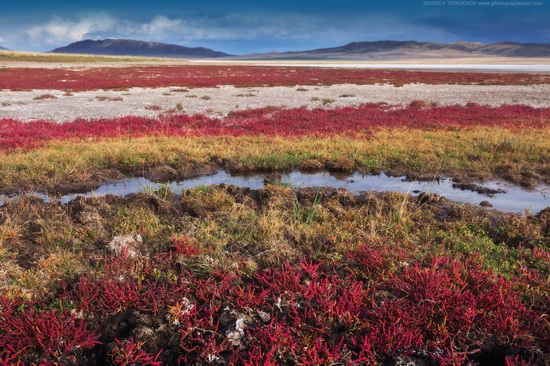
[387,356,430,366]
[78,208,109,241]
[480,200,493,207]
[107,234,144,258]
[226,317,246,346]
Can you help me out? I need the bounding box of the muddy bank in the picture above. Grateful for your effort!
[1,183,549,272]
[2,160,550,195]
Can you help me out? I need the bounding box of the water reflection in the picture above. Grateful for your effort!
[1,171,548,214]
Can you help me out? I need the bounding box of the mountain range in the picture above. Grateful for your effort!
[48,39,550,59]
[0,46,8,51]
[244,41,550,59]
[50,39,229,58]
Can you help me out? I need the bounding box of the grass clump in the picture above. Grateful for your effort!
[95,96,123,102]
[33,94,57,100]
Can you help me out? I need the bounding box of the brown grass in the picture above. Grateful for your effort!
[95,96,123,102]
[33,94,57,100]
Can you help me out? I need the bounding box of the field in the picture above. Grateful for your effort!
[0,62,549,365]
[2,66,550,91]
[0,50,173,64]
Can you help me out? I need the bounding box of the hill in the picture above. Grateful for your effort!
[241,41,550,59]
[50,39,229,58]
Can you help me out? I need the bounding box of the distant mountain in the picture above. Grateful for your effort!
[0,46,8,51]
[50,39,230,58]
[240,41,550,60]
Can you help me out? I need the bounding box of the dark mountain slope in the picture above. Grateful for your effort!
[51,39,229,58]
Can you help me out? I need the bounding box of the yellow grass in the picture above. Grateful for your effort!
[0,127,548,188]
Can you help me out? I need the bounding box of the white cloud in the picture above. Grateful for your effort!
[142,16,182,34]
[23,12,325,46]
[26,13,118,44]
[358,15,451,42]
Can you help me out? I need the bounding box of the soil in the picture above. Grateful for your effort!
[451,178,506,196]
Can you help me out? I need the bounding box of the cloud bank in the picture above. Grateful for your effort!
[22,12,454,52]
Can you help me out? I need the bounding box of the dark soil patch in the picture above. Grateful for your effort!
[452,178,506,196]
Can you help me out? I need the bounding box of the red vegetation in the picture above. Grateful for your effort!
[0,296,100,364]
[1,104,549,151]
[1,240,547,364]
[108,338,162,366]
[1,66,550,91]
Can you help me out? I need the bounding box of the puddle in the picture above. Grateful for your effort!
[1,171,548,214]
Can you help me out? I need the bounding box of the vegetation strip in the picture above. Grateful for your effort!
[2,104,549,151]
[2,66,550,91]
[1,125,549,193]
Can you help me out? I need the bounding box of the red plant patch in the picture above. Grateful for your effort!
[1,238,546,364]
[0,295,100,364]
[108,338,162,366]
[1,104,549,151]
[1,66,550,91]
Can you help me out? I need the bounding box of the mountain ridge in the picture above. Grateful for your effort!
[47,39,550,60]
[240,40,550,59]
[50,39,230,58]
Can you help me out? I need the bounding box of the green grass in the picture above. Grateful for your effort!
[142,183,174,200]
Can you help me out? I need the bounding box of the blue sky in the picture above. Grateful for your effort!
[0,0,548,54]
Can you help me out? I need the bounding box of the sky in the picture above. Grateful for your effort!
[0,0,549,54]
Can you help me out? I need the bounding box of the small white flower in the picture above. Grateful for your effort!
[235,317,246,334]
[206,353,219,363]
[181,297,194,315]
[257,310,271,322]
[275,297,283,312]
[226,330,242,346]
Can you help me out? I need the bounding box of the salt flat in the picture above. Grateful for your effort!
[2,83,549,123]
